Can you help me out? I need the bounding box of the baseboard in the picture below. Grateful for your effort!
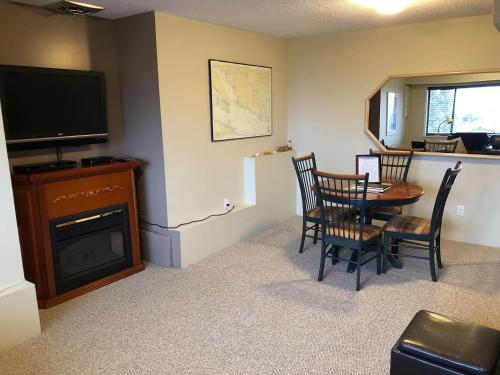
[170,204,264,268]
[0,280,40,351]
[139,228,172,267]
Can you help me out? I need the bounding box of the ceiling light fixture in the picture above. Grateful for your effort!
[357,0,416,15]
[45,1,104,16]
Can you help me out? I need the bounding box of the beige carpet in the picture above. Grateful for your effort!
[1,217,499,375]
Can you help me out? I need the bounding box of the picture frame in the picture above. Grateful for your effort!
[356,154,382,183]
[209,59,272,142]
[386,91,398,136]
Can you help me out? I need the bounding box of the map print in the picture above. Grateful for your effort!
[210,60,272,141]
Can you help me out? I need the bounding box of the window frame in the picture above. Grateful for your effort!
[425,81,500,136]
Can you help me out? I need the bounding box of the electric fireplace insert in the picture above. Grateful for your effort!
[49,203,133,294]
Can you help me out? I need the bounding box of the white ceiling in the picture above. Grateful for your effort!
[13,0,493,38]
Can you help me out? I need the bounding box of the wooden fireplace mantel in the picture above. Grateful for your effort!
[12,160,145,308]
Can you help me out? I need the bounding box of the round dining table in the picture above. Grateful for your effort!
[315,181,425,209]
[312,180,425,272]
[346,181,425,272]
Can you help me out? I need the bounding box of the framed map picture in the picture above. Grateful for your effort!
[209,60,272,141]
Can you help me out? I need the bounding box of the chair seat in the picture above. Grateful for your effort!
[371,205,402,216]
[398,310,500,375]
[384,215,431,236]
[326,223,382,242]
[307,206,353,220]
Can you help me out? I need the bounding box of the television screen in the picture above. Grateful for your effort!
[0,65,107,150]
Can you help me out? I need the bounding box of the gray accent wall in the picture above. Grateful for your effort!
[116,13,171,264]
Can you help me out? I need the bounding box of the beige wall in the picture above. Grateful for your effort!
[154,12,288,225]
[404,84,427,147]
[0,109,25,295]
[0,3,123,165]
[288,15,500,248]
[0,101,40,350]
[171,151,296,268]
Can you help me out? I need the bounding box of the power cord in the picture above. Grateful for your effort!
[140,204,236,230]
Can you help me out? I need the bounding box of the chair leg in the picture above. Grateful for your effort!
[299,218,307,253]
[376,238,382,275]
[436,235,443,269]
[429,241,437,282]
[332,246,339,265]
[313,224,319,245]
[356,249,361,291]
[391,239,400,258]
[318,241,327,281]
[382,234,390,273]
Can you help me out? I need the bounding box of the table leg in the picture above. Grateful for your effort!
[388,239,403,269]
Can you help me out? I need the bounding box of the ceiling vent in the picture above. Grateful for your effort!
[45,1,104,16]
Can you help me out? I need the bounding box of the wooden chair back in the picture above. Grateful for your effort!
[430,162,462,235]
[425,140,458,153]
[292,153,318,217]
[370,150,414,182]
[313,170,369,242]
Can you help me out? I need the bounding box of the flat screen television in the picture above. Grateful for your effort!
[0,65,107,151]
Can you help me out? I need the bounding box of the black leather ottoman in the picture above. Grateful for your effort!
[391,310,500,375]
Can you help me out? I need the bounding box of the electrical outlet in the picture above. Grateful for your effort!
[456,205,465,217]
[224,198,230,210]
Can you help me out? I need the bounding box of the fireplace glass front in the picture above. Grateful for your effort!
[50,204,133,293]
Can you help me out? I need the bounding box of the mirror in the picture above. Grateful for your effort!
[366,70,500,157]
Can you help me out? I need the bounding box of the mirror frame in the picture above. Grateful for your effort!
[364,68,500,160]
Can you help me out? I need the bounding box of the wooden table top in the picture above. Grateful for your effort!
[316,181,424,208]
[363,181,424,207]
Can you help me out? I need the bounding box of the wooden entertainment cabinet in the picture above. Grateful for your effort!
[11,160,144,308]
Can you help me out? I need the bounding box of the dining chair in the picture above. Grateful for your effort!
[369,150,414,221]
[425,140,458,153]
[291,153,323,253]
[382,162,462,281]
[313,170,382,291]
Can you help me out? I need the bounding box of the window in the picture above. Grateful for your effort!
[426,83,500,135]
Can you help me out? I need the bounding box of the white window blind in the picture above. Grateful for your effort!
[426,83,500,135]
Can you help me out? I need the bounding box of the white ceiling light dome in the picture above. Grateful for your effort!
[356,0,417,15]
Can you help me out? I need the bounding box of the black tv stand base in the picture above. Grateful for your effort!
[13,160,77,174]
